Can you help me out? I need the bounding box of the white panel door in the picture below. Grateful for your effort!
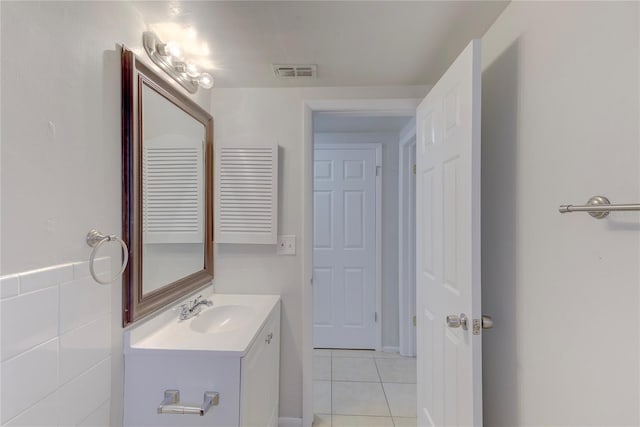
[313,147,377,349]
[416,39,482,426]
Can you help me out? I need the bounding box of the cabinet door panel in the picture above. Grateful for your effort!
[241,303,281,427]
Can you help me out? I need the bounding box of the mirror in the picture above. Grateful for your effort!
[121,47,213,326]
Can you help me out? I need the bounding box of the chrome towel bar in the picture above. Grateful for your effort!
[157,390,219,416]
[559,196,640,219]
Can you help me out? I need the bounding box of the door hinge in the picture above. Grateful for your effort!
[310,277,313,285]
[473,318,481,335]
[374,312,378,322]
[376,166,381,176]
[412,315,416,326]
[412,164,416,175]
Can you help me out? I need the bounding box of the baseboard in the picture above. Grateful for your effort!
[279,417,303,427]
[382,346,400,353]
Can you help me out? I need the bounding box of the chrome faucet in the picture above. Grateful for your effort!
[177,295,213,320]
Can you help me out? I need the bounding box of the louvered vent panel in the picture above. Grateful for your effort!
[216,145,278,244]
[272,64,317,78]
[143,135,203,244]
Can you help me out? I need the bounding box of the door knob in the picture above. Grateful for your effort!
[481,315,494,329]
[446,313,468,330]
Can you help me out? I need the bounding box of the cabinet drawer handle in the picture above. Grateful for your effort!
[157,390,219,416]
[265,332,273,344]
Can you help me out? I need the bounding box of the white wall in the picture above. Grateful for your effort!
[210,85,427,419]
[314,131,401,350]
[0,2,211,425]
[481,2,639,425]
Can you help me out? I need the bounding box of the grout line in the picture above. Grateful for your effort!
[1,336,58,364]
[330,351,333,416]
[1,389,58,425]
[57,354,111,387]
[75,397,110,426]
[373,356,393,418]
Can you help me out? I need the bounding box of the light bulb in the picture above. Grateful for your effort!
[166,41,181,57]
[185,25,197,40]
[198,72,214,89]
[185,62,199,78]
[158,41,181,58]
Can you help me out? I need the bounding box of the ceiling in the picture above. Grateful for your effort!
[132,1,509,88]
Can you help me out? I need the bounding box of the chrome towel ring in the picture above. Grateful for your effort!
[86,229,129,285]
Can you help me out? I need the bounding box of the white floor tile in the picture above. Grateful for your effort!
[332,349,374,358]
[332,357,379,382]
[383,383,416,418]
[313,413,332,427]
[373,351,404,359]
[375,358,416,383]
[332,415,394,426]
[314,356,332,380]
[332,381,390,417]
[314,381,332,414]
[393,417,417,427]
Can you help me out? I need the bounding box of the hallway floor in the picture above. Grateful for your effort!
[313,349,417,427]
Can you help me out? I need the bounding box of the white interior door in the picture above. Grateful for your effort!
[416,39,482,426]
[313,145,378,349]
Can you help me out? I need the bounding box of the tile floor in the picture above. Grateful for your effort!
[313,349,417,427]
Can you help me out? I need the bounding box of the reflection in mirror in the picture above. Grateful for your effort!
[122,47,213,326]
[141,85,205,294]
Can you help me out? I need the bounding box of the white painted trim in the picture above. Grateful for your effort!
[302,98,420,427]
[382,346,400,354]
[302,104,314,427]
[314,142,383,352]
[279,417,303,427]
[398,121,417,357]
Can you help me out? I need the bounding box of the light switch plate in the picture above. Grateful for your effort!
[277,235,296,255]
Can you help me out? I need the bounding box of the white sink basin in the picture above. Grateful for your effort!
[125,293,280,356]
[190,305,255,334]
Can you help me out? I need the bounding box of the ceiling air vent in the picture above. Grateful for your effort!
[273,64,317,78]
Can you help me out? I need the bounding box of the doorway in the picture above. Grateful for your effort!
[302,100,420,427]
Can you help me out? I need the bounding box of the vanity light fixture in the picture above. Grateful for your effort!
[142,31,214,94]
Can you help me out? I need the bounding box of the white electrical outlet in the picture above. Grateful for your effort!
[276,235,296,255]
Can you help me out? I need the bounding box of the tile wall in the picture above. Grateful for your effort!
[1,258,112,426]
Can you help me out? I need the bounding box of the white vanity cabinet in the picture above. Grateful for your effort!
[240,302,280,427]
[123,295,280,427]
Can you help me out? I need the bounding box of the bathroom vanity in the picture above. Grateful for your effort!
[123,294,281,427]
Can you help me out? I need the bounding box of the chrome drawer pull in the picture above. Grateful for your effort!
[157,390,219,416]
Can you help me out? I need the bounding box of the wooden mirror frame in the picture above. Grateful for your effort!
[121,47,214,326]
